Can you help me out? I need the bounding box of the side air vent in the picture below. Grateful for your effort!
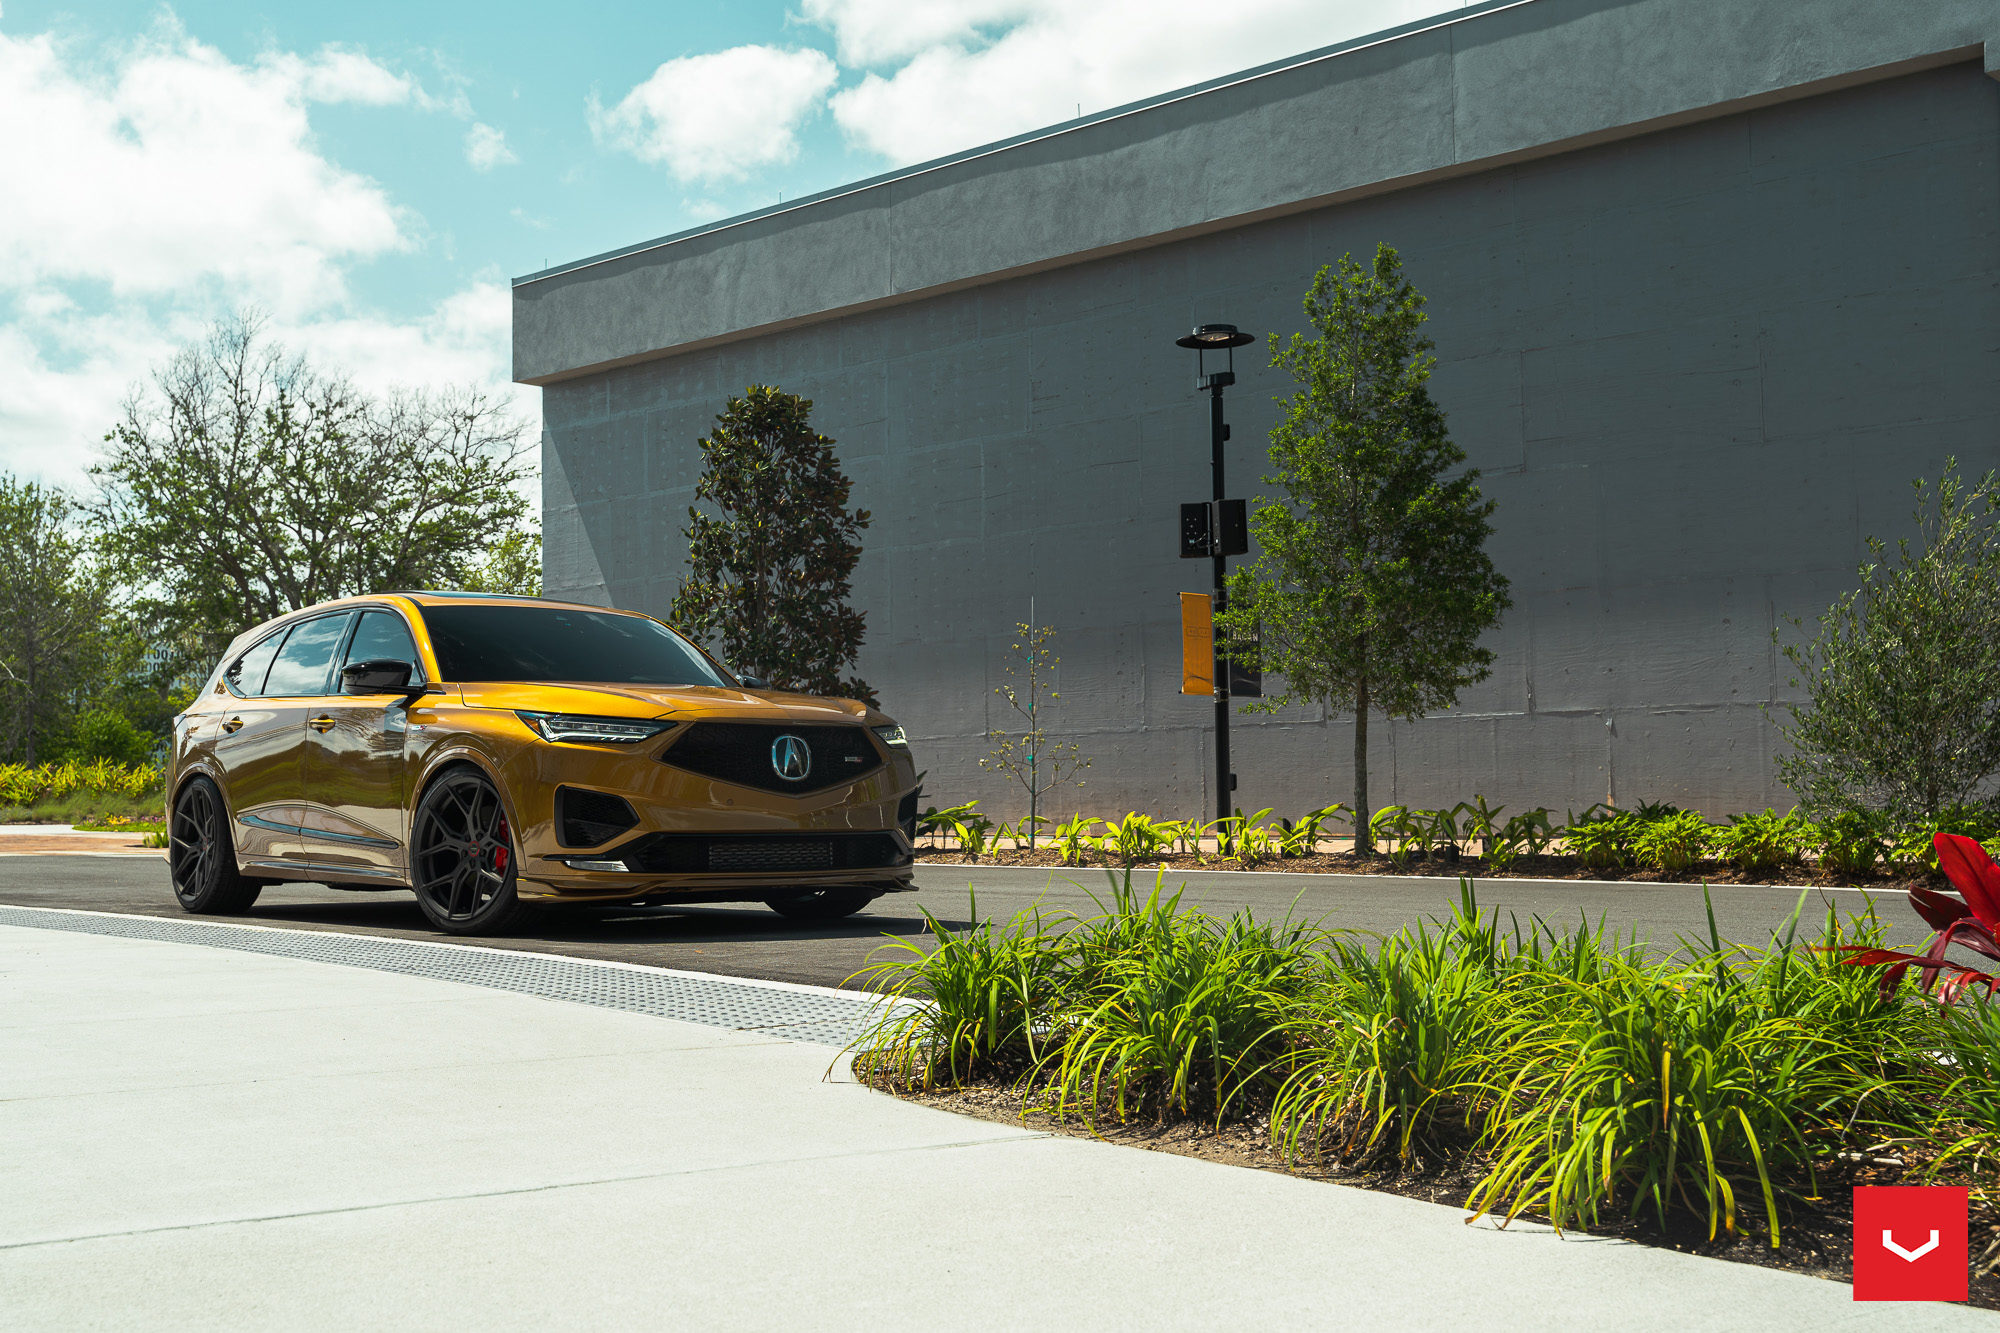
[897,789,920,844]
[556,786,639,848]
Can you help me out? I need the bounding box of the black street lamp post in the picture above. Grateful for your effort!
[1176,323,1255,825]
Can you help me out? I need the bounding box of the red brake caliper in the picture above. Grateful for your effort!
[493,819,510,874]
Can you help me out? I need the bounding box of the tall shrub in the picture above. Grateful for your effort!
[1219,245,1511,851]
[670,386,873,700]
[1772,460,2000,820]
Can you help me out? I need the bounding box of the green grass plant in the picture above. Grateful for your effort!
[853,875,1989,1251]
[1035,871,1323,1123]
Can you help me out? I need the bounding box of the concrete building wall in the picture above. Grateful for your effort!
[528,15,2000,821]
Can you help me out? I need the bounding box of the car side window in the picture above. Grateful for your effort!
[226,629,290,698]
[342,610,425,684]
[260,614,354,697]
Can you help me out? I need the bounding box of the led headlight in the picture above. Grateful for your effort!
[871,724,908,748]
[517,711,671,745]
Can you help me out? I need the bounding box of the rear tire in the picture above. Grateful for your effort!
[169,776,263,915]
[410,767,531,936]
[765,888,877,921]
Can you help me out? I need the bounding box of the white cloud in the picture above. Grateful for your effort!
[464,122,517,170]
[796,0,1037,66]
[813,0,1476,166]
[270,45,416,105]
[0,21,535,490]
[0,26,410,313]
[591,44,838,183]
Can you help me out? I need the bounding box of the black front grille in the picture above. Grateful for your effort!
[897,789,920,843]
[557,787,638,847]
[618,832,905,875]
[662,722,882,795]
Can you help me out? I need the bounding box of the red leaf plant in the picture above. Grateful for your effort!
[1839,832,2000,1004]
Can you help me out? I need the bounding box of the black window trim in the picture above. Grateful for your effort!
[334,603,429,690]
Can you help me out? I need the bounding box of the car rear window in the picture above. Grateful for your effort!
[417,605,729,687]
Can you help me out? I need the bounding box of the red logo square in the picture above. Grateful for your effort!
[1853,1186,1969,1302]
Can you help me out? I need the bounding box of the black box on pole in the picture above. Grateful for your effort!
[1214,498,1248,556]
[1179,502,1212,558]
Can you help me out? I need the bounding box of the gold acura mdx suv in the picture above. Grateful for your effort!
[166,592,919,934]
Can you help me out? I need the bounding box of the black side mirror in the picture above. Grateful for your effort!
[342,658,422,699]
[738,674,769,690]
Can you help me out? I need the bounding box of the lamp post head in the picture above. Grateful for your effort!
[1175,324,1255,350]
[1177,323,1255,390]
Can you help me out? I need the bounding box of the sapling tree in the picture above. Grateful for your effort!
[671,386,873,700]
[1772,460,2000,821]
[980,620,1089,848]
[1218,245,1511,853]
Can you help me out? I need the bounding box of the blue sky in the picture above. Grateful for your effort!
[0,0,1469,487]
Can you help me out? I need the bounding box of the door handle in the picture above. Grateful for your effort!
[308,715,336,733]
[221,717,245,734]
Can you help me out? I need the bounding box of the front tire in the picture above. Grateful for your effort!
[765,888,877,921]
[411,768,530,935]
[170,776,262,915]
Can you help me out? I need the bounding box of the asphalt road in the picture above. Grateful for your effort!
[0,853,1954,992]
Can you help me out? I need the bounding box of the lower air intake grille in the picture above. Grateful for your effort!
[617,832,906,875]
[709,840,836,872]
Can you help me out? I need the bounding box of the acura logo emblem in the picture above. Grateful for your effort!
[771,734,811,782]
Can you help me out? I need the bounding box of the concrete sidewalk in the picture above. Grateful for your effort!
[0,921,1986,1330]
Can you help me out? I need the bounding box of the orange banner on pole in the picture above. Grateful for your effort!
[1180,592,1213,696]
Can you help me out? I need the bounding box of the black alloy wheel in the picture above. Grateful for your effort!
[411,767,530,935]
[764,888,877,921]
[169,776,262,914]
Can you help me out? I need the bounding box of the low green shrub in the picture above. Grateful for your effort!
[1631,809,1713,875]
[1564,807,1640,871]
[0,759,162,808]
[1713,810,1805,876]
[1801,809,1885,880]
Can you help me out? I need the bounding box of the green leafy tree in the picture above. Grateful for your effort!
[1218,245,1511,853]
[1773,459,2000,821]
[464,523,543,596]
[670,386,872,700]
[92,312,531,667]
[0,476,120,763]
[980,620,1090,847]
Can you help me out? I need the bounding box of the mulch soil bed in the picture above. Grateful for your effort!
[916,847,1937,892]
[868,1070,1998,1308]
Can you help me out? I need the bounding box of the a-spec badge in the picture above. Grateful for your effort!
[771,734,812,782]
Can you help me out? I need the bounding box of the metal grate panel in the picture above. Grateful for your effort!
[0,905,907,1048]
[710,840,835,872]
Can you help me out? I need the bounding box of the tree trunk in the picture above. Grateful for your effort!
[1353,676,1370,855]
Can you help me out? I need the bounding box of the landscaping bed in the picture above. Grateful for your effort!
[852,864,2000,1305]
[915,845,1938,891]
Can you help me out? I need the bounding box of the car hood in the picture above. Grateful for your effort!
[457,681,875,724]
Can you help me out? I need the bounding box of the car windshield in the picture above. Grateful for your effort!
[418,605,731,687]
